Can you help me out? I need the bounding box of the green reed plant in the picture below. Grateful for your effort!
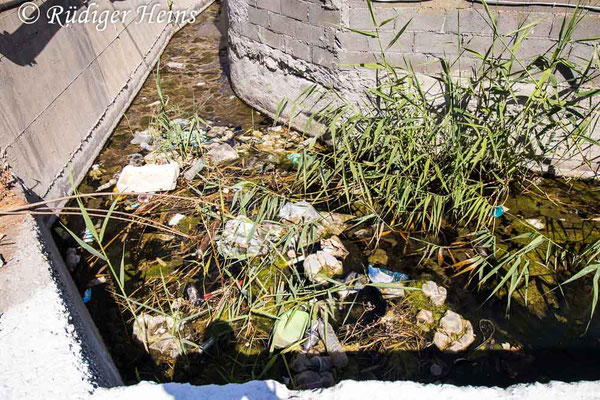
[293,1,599,236]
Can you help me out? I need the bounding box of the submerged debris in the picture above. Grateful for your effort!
[205,143,239,166]
[433,310,475,353]
[278,201,320,224]
[421,281,447,307]
[216,216,284,259]
[272,309,309,349]
[132,313,189,359]
[303,251,343,283]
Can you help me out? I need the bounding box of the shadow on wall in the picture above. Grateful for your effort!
[0,0,123,66]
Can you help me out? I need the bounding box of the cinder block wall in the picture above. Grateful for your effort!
[227,0,600,176]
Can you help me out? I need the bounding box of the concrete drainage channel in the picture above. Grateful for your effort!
[1,0,600,399]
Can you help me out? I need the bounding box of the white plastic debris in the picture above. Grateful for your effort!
[116,162,180,193]
[131,130,153,147]
[526,218,545,230]
[320,236,349,260]
[205,143,239,166]
[168,213,185,226]
[422,281,448,307]
[433,310,475,353]
[132,314,187,358]
[303,251,343,283]
[183,159,206,180]
[166,61,185,70]
[97,178,117,191]
[217,217,284,259]
[278,201,320,224]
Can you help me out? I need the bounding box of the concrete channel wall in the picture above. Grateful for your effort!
[0,1,211,398]
[227,0,600,177]
[0,0,212,200]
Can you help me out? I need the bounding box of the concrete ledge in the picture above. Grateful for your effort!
[91,378,600,399]
[0,213,121,399]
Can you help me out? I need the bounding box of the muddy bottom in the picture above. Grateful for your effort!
[51,3,600,389]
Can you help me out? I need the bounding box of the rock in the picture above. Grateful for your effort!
[128,153,145,166]
[116,162,180,193]
[183,159,206,180]
[216,216,284,259]
[294,370,335,390]
[368,248,388,265]
[65,248,80,272]
[278,201,320,224]
[132,313,186,358]
[320,236,349,260]
[416,309,434,325]
[422,281,447,307]
[290,353,334,373]
[433,310,475,353]
[303,251,343,283]
[430,363,444,377]
[205,143,239,166]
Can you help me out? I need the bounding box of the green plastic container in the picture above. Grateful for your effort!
[272,309,309,349]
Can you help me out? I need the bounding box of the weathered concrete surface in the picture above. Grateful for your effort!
[0,212,120,399]
[0,0,213,200]
[227,0,600,177]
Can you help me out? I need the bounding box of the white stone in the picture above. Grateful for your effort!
[116,162,179,193]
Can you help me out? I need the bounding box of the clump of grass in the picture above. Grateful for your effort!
[296,3,598,236]
[280,1,600,318]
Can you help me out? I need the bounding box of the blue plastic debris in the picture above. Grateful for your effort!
[130,203,140,210]
[82,229,94,243]
[367,264,409,284]
[492,205,505,218]
[83,288,92,303]
[287,153,302,167]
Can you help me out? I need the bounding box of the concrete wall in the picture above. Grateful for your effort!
[227,0,600,177]
[0,0,212,200]
[0,1,211,397]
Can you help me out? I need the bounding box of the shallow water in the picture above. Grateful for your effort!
[53,3,600,389]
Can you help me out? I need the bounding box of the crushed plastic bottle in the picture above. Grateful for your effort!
[367,264,409,283]
[367,264,409,299]
[82,288,92,303]
[287,153,302,167]
[492,205,506,218]
[82,228,94,243]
